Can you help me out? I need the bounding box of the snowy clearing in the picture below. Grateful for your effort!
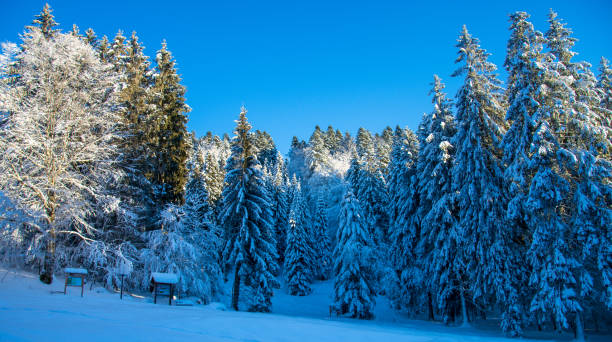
[1,268,609,342]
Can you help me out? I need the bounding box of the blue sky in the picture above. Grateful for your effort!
[3,1,611,154]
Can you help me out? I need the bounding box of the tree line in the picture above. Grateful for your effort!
[0,5,610,340]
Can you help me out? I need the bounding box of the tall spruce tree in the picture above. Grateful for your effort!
[271,157,290,266]
[416,75,457,323]
[220,107,279,312]
[152,41,190,205]
[388,128,421,314]
[333,189,376,319]
[386,127,417,240]
[501,13,548,335]
[524,12,612,339]
[112,31,159,230]
[312,196,332,280]
[284,190,313,295]
[451,26,521,331]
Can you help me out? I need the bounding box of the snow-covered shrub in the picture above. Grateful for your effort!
[141,204,222,303]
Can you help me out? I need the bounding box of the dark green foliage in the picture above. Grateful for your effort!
[152,41,191,205]
[220,108,279,312]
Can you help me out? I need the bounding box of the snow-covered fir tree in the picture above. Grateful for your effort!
[500,12,550,336]
[415,75,457,322]
[451,25,523,332]
[271,158,290,266]
[522,12,611,340]
[357,167,389,244]
[345,158,363,196]
[220,107,279,312]
[284,189,313,295]
[386,126,417,241]
[312,196,332,280]
[306,125,330,172]
[332,188,376,319]
[387,127,422,314]
[599,57,612,116]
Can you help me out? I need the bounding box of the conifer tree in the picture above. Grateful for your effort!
[181,161,224,302]
[312,197,332,280]
[524,12,612,339]
[109,31,128,72]
[416,75,457,322]
[386,127,417,237]
[27,4,58,40]
[500,13,550,335]
[333,189,376,319]
[97,35,111,63]
[204,153,225,207]
[220,107,279,312]
[152,41,190,205]
[357,168,389,244]
[345,158,363,195]
[324,125,341,154]
[356,128,376,165]
[376,126,394,174]
[451,26,520,329]
[271,158,290,266]
[84,28,97,48]
[388,128,421,314]
[113,31,157,229]
[284,190,313,295]
[599,57,612,113]
[307,125,330,172]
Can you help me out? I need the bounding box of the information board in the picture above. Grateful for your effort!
[156,284,171,296]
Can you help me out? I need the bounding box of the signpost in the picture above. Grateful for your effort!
[117,260,132,300]
[64,268,88,297]
[120,273,125,300]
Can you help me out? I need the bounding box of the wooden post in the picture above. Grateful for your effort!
[154,283,157,304]
[169,284,173,306]
[64,276,67,295]
[80,275,84,297]
[120,274,124,300]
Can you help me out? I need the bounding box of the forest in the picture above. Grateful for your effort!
[0,4,610,340]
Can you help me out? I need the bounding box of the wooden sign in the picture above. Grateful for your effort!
[66,276,82,287]
[64,268,88,297]
[156,284,171,296]
[150,272,178,305]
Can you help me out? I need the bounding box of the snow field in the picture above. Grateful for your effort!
[2,268,609,342]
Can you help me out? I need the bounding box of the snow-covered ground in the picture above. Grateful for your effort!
[0,268,608,342]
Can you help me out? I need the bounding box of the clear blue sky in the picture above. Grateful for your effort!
[3,1,611,154]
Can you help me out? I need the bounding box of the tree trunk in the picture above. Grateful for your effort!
[40,194,56,284]
[231,263,241,311]
[40,227,56,284]
[460,289,470,328]
[575,311,585,342]
[427,291,435,321]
